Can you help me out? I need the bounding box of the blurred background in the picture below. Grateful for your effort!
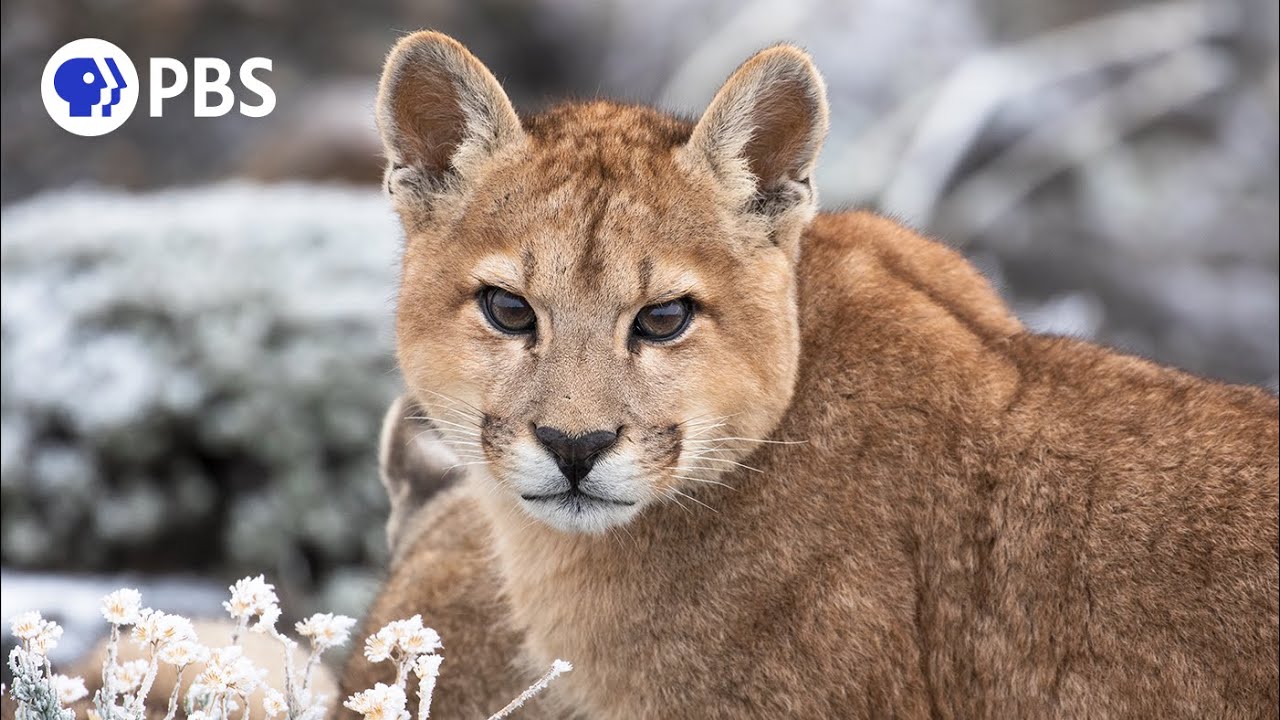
[2,0,1277,668]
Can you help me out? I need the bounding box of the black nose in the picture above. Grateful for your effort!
[534,426,619,486]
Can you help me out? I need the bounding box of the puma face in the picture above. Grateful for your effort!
[377,33,828,532]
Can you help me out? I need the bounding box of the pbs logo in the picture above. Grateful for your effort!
[41,38,139,137]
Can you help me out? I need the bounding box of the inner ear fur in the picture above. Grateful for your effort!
[375,31,524,204]
[682,45,829,221]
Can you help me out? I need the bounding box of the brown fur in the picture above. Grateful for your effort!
[338,32,1280,719]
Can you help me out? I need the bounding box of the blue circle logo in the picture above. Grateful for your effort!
[41,39,139,136]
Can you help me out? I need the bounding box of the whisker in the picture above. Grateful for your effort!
[670,489,717,513]
[440,407,484,425]
[687,436,808,445]
[671,465,743,477]
[684,422,729,438]
[664,490,692,514]
[670,474,735,490]
[417,388,485,416]
[443,460,490,472]
[674,412,720,428]
[437,447,485,458]
[408,416,480,434]
[678,456,761,473]
[437,444,485,455]
[433,428,481,442]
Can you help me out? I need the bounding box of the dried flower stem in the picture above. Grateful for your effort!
[128,644,160,718]
[95,624,122,720]
[416,671,438,720]
[162,664,187,720]
[486,660,572,720]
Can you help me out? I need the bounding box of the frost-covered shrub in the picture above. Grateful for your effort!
[1,184,403,613]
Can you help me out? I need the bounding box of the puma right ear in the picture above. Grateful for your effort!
[376,31,524,210]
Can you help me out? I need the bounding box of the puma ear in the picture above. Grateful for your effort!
[376,31,524,208]
[680,45,828,236]
[378,396,464,564]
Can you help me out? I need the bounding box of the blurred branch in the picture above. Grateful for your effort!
[934,46,1232,244]
[656,0,817,109]
[841,0,1236,222]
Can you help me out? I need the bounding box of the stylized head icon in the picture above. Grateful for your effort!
[53,57,127,117]
[42,39,138,136]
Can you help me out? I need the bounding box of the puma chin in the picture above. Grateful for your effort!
[505,438,646,533]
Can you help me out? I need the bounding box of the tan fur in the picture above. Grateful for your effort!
[339,32,1280,719]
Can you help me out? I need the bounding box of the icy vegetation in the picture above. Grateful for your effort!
[1,184,402,613]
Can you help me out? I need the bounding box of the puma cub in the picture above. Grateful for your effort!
[339,32,1280,719]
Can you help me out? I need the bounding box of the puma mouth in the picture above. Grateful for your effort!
[520,490,637,507]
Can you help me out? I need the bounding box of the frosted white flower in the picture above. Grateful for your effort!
[262,688,288,718]
[133,610,195,647]
[296,613,357,650]
[251,603,283,636]
[364,615,442,660]
[400,626,442,656]
[387,615,424,640]
[51,674,88,705]
[10,611,45,640]
[363,632,394,663]
[194,646,265,695]
[551,660,572,674]
[100,589,143,626]
[344,682,409,720]
[185,681,213,706]
[413,654,443,680]
[29,627,63,656]
[223,575,279,621]
[14,613,64,657]
[157,640,208,667]
[114,659,149,691]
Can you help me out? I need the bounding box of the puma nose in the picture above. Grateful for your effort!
[533,426,619,486]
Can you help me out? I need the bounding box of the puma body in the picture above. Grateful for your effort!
[339,33,1280,720]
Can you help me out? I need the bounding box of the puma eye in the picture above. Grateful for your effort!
[633,298,693,342]
[480,287,536,334]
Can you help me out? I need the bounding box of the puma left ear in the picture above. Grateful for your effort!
[378,395,465,564]
[376,31,525,214]
[679,45,828,245]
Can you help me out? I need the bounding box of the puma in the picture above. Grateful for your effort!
[339,31,1280,719]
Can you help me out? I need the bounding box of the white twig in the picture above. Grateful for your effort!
[656,0,817,109]
[935,47,1231,241]
[162,665,187,720]
[862,0,1234,223]
[486,660,572,720]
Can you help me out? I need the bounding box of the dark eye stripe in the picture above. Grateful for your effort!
[633,298,693,342]
[480,287,536,334]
